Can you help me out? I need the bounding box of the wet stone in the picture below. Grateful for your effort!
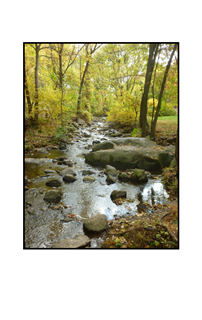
[43,190,62,203]
[105,165,117,176]
[60,217,72,223]
[106,175,116,184]
[59,167,76,177]
[83,214,107,234]
[52,235,90,248]
[46,179,62,187]
[118,172,130,182]
[63,174,76,183]
[82,170,95,176]
[44,169,55,174]
[131,169,148,183]
[110,190,127,201]
[83,176,95,182]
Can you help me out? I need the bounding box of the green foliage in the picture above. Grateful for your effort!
[159,103,176,116]
[115,238,122,248]
[131,128,141,137]
[54,126,66,142]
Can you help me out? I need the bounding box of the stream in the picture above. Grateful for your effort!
[24,118,169,248]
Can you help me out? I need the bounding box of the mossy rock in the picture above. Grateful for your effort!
[63,174,76,183]
[118,173,130,182]
[131,169,148,183]
[85,148,172,172]
[92,141,115,152]
[83,176,95,182]
[46,179,62,187]
[158,152,173,168]
[43,190,62,203]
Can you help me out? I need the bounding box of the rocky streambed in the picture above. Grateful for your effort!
[24,118,175,248]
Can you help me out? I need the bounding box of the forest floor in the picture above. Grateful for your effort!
[101,195,178,249]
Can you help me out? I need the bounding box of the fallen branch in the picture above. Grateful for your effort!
[160,212,170,220]
[161,223,178,243]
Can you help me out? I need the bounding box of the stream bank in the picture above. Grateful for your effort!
[24,117,178,248]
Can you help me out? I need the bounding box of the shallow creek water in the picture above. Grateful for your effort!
[25,120,169,248]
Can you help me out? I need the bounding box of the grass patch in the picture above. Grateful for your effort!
[157,115,178,122]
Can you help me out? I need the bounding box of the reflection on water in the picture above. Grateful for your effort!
[25,121,169,248]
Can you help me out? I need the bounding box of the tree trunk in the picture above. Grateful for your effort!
[24,70,32,115]
[34,44,40,127]
[175,129,178,171]
[59,45,64,126]
[150,44,177,139]
[76,59,90,118]
[24,70,34,126]
[140,44,159,137]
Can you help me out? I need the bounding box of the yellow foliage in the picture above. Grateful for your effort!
[148,98,158,107]
[107,92,140,127]
[107,106,137,127]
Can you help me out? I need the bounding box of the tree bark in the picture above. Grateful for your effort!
[175,128,178,171]
[59,44,64,126]
[140,44,159,137]
[76,58,90,118]
[34,44,40,126]
[76,44,101,120]
[150,44,177,138]
[24,70,32,115]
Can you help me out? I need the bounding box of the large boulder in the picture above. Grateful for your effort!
[110,137,156,148]
[110,190,127,201]
[46,179,62,187]
[43,190,62,203]
[105,164,117,176]
[92,141,115,152]
[131,169,148,183]
[83,214,107,234]
[52,235,91,248]
[85,137,174,172]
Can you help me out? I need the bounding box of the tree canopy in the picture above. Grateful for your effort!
[24,43,178,138]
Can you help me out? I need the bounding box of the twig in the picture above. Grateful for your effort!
[160,212,170,220]
[161,223,178,243]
